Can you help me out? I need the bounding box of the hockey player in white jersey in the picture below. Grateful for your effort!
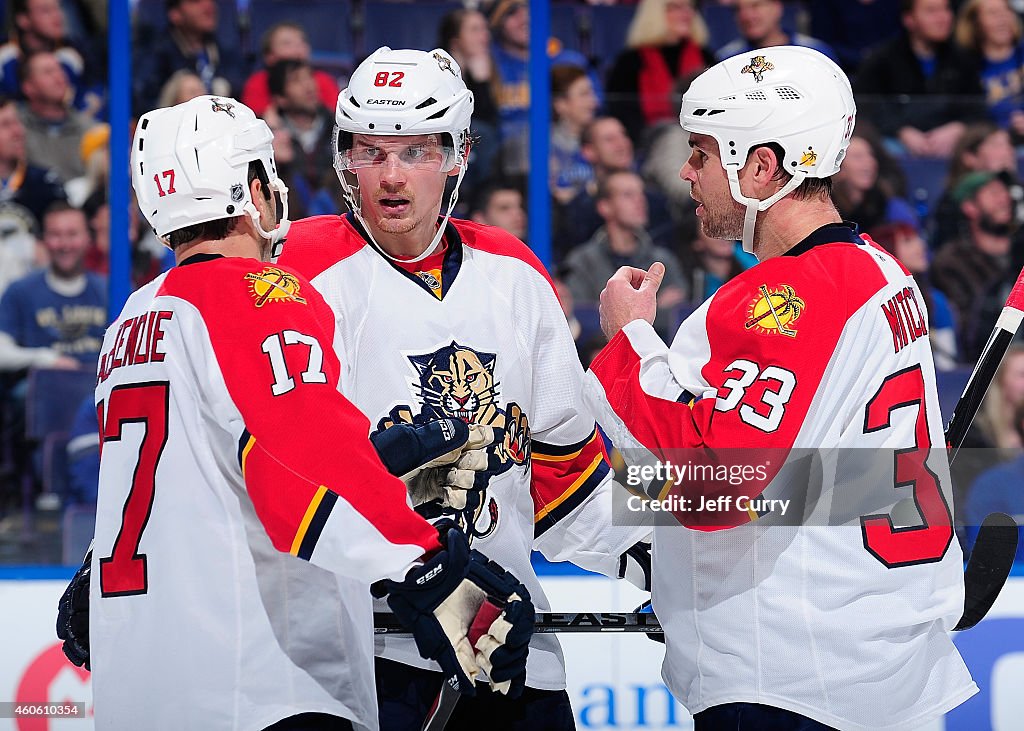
[276,48,652,729]
[588,47,977,730]
[70,96,535,731]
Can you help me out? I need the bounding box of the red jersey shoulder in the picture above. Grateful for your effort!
[453,218,555,291]
[277,215,367,280]
[712,242,887,331]
[157,257,335,331]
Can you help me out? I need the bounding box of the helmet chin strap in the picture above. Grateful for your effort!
[334,159,469,265]
[245,177,292,259]
[726,167,807,255]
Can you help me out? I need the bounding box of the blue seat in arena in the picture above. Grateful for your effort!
[362,1,461,55]
[899,155,950,224]
[934,366,972,426]
[550,2,581,54]
[586,4,637,71]
[248,0,351,55]
[574,303,602,348]
[24,368,96,442]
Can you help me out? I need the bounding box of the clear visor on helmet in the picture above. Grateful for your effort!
[336,134,459,173]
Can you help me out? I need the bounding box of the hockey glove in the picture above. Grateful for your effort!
[617,538,652,592]
[56,547,92,669]
[465,552,533,697]
[374,520,534,697]
[370,418,495,510]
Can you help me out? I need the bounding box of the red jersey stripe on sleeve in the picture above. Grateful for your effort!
[532,428,612,536]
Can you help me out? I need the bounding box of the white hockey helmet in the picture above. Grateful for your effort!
[333,47,475,263]
[132,95,290,253]
[680,46,856,253]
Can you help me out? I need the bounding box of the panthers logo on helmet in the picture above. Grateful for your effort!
[745,284,804,338]
[433,51,457,77]
[798,147,818,167]
[741,55,775,83]
[245,267,307,307]
[210,98,236,118]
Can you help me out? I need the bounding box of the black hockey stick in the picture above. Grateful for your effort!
[946,266,1024,455]
[941,267,1024,630]
[954,512,1018,630]
[374,611,664,635]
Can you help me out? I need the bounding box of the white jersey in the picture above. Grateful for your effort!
[585,226,977,730]
[90,255,440,731]
[279,214,649,690]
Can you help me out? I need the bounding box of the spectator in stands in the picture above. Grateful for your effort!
[871,222,959,369]
[955,0,1024,142]
[551,64,599,205]
[266,59,335,216]
[469,179,528,243]
[439,8,501,189]
[241,22,340,118]
[605,0,715,145]
[0,201,105,374]
[977,345,1024,452]
[932,122,1022,248]
[677,228,746,307]
[832,127,918,232]
[0,202,104,509]
[489,0,531,176]
[156,69,206,108]
[563,170,687,336]
[965,401,1024,563]
[18,51,97,183]
[808,0,903,73]
[853,0,986,158]
[0,0,98,115]
[716,0,837,63]
[0,93,66,241]
[132,0,243,115]
[557,115,673,260]
[932,171,1019,361]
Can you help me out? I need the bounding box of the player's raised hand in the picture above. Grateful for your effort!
[599,262,666,339]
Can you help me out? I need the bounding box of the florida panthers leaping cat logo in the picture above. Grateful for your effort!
[373,341,531,540]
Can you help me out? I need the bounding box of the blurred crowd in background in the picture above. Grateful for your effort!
[2,0,1024,564]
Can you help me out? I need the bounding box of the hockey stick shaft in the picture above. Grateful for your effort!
[945,266,1024,456]
[375,611,664,635]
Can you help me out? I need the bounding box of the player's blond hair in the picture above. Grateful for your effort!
[955,0,1022,53]
[625,0,709,49]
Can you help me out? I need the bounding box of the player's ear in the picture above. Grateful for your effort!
[249,176,264,202]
